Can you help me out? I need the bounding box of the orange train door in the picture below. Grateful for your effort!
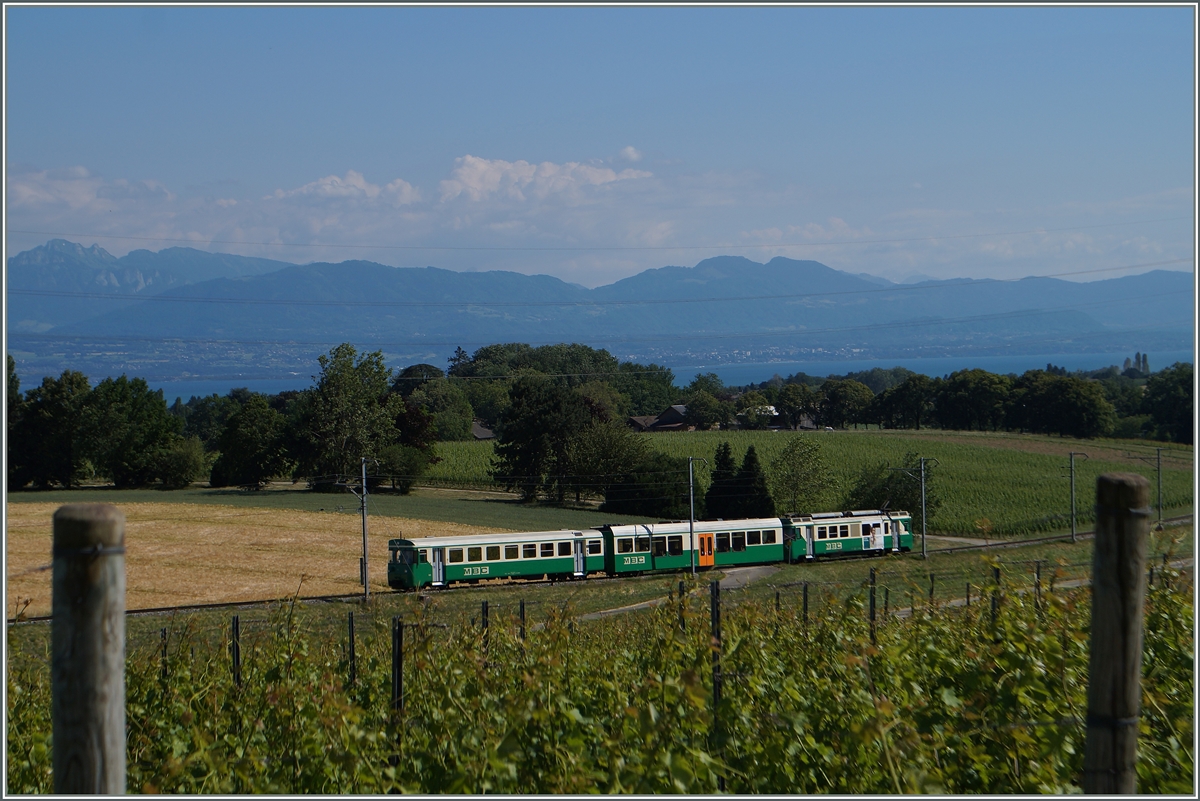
[698,533,715,568]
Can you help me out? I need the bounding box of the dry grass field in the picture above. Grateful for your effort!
[5,502,516,619]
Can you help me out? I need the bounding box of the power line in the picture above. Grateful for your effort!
[6,216,1191,253]
[6,258,1192,310]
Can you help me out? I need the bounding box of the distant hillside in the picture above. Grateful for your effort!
[5,241,1194,382]
[6,239,294,331]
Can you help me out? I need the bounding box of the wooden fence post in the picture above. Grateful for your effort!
[1083,473,1151,794]
[51,503,126,794]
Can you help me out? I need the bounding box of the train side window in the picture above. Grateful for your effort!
[486,545,500,561]
[840,525,850,538]
[505,545,519,560]
[617,538,633,553]
[667,535,683,555]
[884,522,890,535]
[541,543,555,558]
[419,549,428,563]
[732,532,746,551]
[817,526,827,540]
[587,539,602,554]
[652,536,666,556]
[449,548,464,563]
[747,531,761,546]
[467,547,482,562]
[523,543,537,558]
[716,533,730,553]
[556,541,570,556]
[763,530,777,544]
[635,536,650,553]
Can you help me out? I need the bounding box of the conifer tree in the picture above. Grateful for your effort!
[704,441,738,519]
[731,445,776,518]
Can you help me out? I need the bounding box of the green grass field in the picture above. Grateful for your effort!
[430,430,1193,537]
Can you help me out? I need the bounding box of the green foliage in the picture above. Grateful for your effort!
[157,436,209,490]
[290,344,406,485]
[179,393,244,451]
[81,375,183,488]
[209,396,293,487]
[843,450,940,532]
[1143,363,1193,444]
[6,355,27,491]
[703,441,739,520]
[937,369,1012,431]
[492,377,596,502]
[1008,371,1116,438]
[775,382,819,430]
[374,444,434,494]
[601,451,693,519]
[768,436,838,513]
[565,420,649,503]
[819,379,874,429]
[735,391,774,430]
[10,369,93,489]
[408,379,475,442]
[682,390,731,431]
[6,575,1193,793]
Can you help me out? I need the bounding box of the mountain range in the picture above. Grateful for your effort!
[6,239,1194,383]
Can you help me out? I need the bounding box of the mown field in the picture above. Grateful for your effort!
[429,430,1194,537]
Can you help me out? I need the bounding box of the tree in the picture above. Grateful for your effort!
[735,390,774,430]
[704,441,739,520]
[728,445,775,518]
[391,363,445,397]
[610,362,678,416]
[842,451,940,536]
[291,344,405,487]
[687,372,730,400]
[14,370,93,489]
[1008,371,1116,438]
[768,437,838,513]
[157,437,208,489]
[600,452,692,520]
[1143,362,1193,444]
[492,376,595,501]
[7,356,30,490]
[375,443,434,494]
[408,379,475,441]
[563,420,648,503]
[819,379,874,429]
[936,369,1011,431]
[775,383,819,430]
[209,395,293,487]
[181,393,244,451]
[80,376,183,488]
[574,380,630,422]
[683,390,731,431]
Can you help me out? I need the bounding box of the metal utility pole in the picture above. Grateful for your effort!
[890,456,938,559]
[688,457,707,578]
[345,457,371,601]
[1068,452,1089,543]
[1156,448,1163,529]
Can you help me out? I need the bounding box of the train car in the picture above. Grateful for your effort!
[598,518,786,575]
[783,510,913,561]
[388,529,605,590]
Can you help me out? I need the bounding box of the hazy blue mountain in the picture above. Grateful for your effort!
[6,240,295,331]
[6,240,1193,383]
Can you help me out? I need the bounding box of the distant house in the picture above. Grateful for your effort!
[628,404,691,433]
[471,419,495,440]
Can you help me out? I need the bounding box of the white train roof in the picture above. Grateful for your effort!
[388,529,595,549]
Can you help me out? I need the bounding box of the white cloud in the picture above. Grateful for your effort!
[620,146,643,163]
[439,155,651,202]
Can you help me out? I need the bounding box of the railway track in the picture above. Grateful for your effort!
[9,514,1192,626]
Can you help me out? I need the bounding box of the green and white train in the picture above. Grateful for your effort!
[387,510,913,591]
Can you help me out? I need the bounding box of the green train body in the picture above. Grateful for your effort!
[388,510,912,590]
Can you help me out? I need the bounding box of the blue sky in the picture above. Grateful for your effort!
[5,6,1195,287]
